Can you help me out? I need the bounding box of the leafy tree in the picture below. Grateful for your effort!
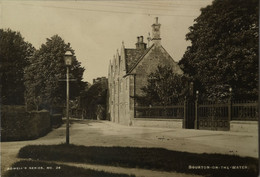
[80,79,108,119]
[0,29,35,105]
[179,0,258,101]
[24,35,85,111]
[138,66,188,106]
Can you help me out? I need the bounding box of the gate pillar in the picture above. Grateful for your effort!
[183,98,195,129]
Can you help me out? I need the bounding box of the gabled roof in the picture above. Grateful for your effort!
[125,49,145,72]
[125,44,154,73]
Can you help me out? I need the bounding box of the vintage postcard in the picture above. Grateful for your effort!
[0,0,258,177]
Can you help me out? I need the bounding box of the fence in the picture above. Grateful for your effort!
[232,100,258,121]
[135,101,258,119]
[134,99,258,130]
[135,105,184,119]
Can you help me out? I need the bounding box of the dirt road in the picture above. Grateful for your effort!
[1,119,257,176]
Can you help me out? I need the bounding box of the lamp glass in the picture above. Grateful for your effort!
[65,56,72,66]
[64,51,73,66]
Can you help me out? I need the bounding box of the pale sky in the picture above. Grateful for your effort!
[0,0,212,83]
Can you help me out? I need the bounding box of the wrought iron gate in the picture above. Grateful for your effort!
[197,102,230,131]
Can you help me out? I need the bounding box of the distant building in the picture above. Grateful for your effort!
[108,17,182,125]
[93,77,107,85]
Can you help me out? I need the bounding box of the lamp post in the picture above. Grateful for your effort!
[195,90,199,129]
[228,87,232,130]
[64,50,73,144]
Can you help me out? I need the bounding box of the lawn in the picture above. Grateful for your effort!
[18,144,258,177]
[3,160,135,177]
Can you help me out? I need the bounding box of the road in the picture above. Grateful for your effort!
[1,119,258,176]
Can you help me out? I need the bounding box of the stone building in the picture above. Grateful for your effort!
[108,17,183,125]
[93,77,107,84]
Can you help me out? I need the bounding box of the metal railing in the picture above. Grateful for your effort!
[134,100,258,121]
[232,100,258,121]
[134,105,184,119]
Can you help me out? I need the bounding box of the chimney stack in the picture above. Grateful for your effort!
[135,36,147,50]
[151,17,161,46]
[136,37,140,49]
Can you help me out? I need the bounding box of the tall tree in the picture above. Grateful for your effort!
[179,0,258,101]
[24,35,85,111]
[80,79,108,119]
[138,66,188,106]
[0,29,35,105]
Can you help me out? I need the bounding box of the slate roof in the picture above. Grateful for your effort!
[125,49,144,72]
[125,44,153,73]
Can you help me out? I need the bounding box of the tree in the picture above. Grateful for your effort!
[137,65,188,106]
[179,0,258,101]
[24,35,85,111]
[80,79,108,119]
[0,29,35,105]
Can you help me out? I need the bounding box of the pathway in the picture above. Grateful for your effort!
[1,119,258,177]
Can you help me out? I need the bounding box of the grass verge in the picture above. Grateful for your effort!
[3,160,135,177]
[18,144,258,177]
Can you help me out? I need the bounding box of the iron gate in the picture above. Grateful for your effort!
[197,102,230,131]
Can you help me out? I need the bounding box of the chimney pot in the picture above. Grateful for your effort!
[155,17,158,24]
[140,36,143,43]
[137,37,140,42]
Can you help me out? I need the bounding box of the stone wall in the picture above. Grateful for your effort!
[131,118,182,128]
[230,121,258,133]
[1,105,51,141]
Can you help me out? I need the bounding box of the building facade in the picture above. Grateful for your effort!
[108,17,183,125]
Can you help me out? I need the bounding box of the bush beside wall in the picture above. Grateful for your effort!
[1,105,51,141]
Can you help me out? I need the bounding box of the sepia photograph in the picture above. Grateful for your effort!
[0,0,258,177]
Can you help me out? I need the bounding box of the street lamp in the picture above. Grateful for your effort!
[64,50,73,144]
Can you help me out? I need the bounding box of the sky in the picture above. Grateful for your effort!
[0,0,212,83]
